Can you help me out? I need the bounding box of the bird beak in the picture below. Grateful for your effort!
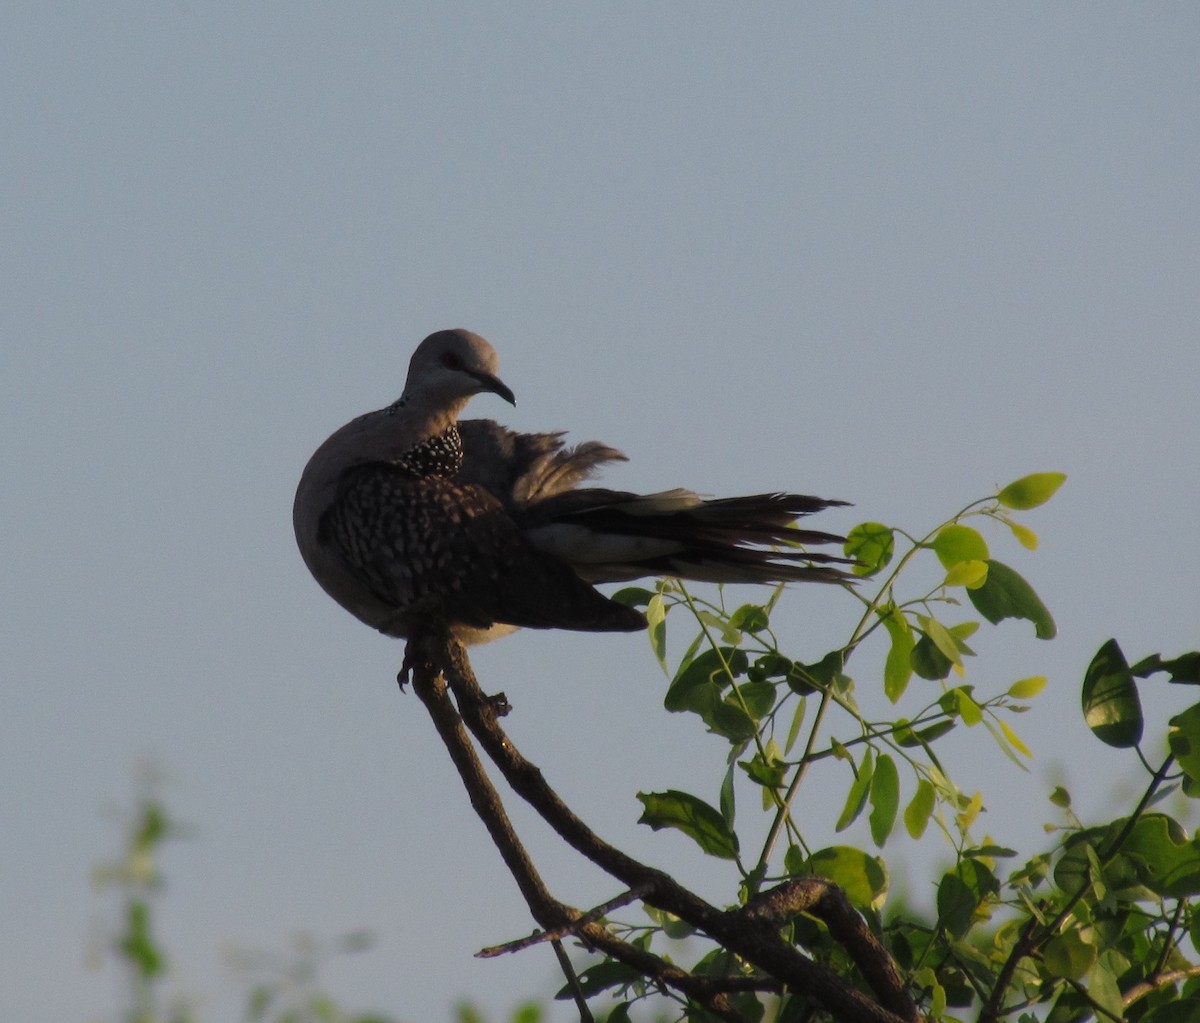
[474,371,516,406]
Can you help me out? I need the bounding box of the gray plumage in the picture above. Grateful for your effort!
[294,329,851,645]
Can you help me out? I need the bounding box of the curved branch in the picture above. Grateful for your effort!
[412,629,922,1023]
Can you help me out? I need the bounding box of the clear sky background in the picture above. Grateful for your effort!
[4,5,1199,1022]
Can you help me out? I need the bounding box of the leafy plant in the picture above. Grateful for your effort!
[401,472,1200,1023]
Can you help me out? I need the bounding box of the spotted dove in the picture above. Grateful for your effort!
[293,329,850,645]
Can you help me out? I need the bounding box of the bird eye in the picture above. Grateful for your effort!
[441,352,463,371]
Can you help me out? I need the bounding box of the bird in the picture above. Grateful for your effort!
[293,329,852,648]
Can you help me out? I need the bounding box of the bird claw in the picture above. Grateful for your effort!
[397,640,420,690]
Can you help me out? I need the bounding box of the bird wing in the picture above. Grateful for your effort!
[319,462,645,633]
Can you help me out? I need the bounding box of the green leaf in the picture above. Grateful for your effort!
[845,522,894,577]
[895,719,956,748]
[936,860,999,937]
[665,647,749,713]
[735,679,777,721]
[557,960,642,999]
[920,615,963,668]
[997,472,1067,510]
[912,630,953,680]
[611,586,655,609]
[836,750,874,832]
[1131,650,1200,684]
[719,762,736,829]
[933,524,990,567]
[966,559,1056,639]
[1081,638,1144,748]
[1042,930,1097,981]
[869,754,900,847]
[879,604,914,702]
[636,790,740,860]
[904,779,935,839]
[941,686,982,726]
[739,751,787,789]
[1007,676,1047,699]
[728,603,770,633]
[1122,813,1200,897]
[800,846,889,910]
[1006,519,1040,550]
[1083,956,1124,1020]
[645,592,668,671]
[1142,999,1200,1023]
[1049,785,1071,808]
[943,560,989,589]
[1169,703,1200,786]
[784,696,807,754]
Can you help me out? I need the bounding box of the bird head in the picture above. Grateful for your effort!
[402,329,517,411]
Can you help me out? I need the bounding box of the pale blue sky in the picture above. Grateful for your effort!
[3,6,1199,1021]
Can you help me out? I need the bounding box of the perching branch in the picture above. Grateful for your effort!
[407,626,922,1023]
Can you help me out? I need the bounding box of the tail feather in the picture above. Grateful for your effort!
[524,489,856,585]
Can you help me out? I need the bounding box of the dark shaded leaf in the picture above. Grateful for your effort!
[966,560,1056,639]
[912,631,953,680]
[665,647,749,712]
[1131,650,1200,684]
[637,790,740,860]
[555,960,642,999]
[1081,639,1144,748]
[611,586,655,609]
[1169,703,1200,786]
[869,753,899,847]
[836,750,874,832]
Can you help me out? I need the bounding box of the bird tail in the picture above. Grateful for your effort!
[524,489,855,585]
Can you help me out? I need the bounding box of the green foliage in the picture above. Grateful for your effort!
[583,472,1200,1023]
[93,471,1200,1023]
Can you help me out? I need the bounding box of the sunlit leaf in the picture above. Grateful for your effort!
[800,846,889,910]
[943,560,989,589]
[637,790,740,860]
[997,472,1066,510]
[997,717,1033,758]
[967,560,1057,639]
[646,593,669,671]
[904,779,935,839]
[1081,639,1144,748]
[845,522,894,577]
[932,524,990,567]
[920,616,963,667]
[879,604,914,702]
[1008,676,1047,699]
[784,696,807,754]
[1006,519,1040,550]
